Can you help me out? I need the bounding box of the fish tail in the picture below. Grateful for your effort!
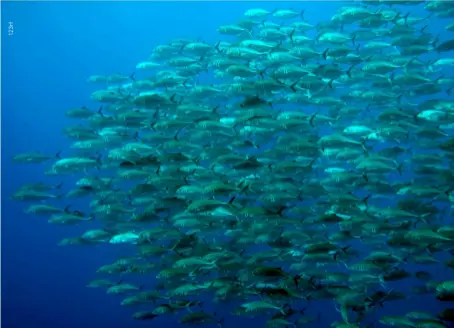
[403,12,410,24]
[309,111,319,128]
[396,163,404,176]
[322,48,329,60]
[289,30,295,44]
[360,138,369,153]
[289,80,299,92]
[214,40,221,53]
[420,24,428,34]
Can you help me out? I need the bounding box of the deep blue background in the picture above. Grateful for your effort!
[1,1,452,328]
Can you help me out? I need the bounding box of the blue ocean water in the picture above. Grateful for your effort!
[2,1,454,328]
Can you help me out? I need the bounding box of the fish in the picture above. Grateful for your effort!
[13,151,61,163]
[11,2,454,328]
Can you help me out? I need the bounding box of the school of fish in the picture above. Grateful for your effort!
[11,1,454,327]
